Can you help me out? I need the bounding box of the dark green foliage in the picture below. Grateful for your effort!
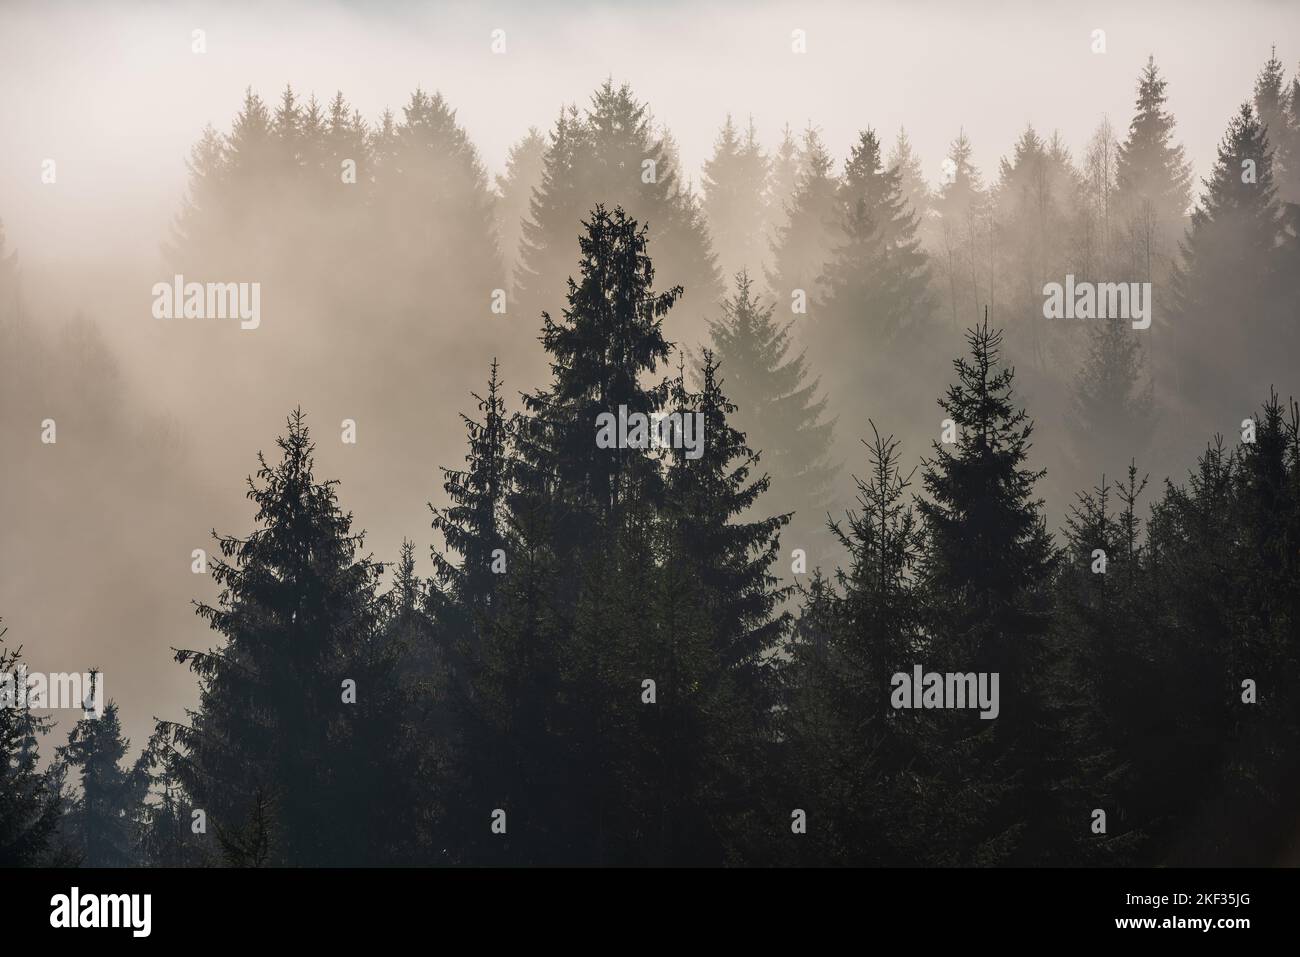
[0,621,66,866]
[155,410,409,866]
[917,318,1063,863]
[57,682,149,867]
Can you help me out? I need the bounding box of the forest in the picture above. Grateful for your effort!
[1,42,1299,867]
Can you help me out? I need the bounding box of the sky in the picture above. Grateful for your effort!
[4,0,1300,266]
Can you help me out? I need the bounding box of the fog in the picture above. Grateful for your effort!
[2,0,1299,759]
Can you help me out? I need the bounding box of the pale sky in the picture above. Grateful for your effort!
[3,0,1300,266]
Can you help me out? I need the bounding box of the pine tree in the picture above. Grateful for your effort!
[155,409,396,865]
[57,680,149,867]
[707,271,836,566]
[702,115,770,282]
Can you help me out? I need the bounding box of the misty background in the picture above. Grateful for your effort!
[2,0,1299,760]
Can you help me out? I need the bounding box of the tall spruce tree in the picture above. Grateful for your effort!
[917,317,1063,863]
[934,129,991,328]
[702,115,770,282]
[1055,466,1158,865]
[633,351,790,864]
[155,410,403,865]
[765,123,804,254]
[814,128,935,455]
[707,271,836,567]
[780,423,934,864]
[1114,56,1194,283]
[888,127,932,224]
[1171,103,1285,433]
[57,681,149,867]
[495,128,548,289]
[1067,317,1155,480]
[515,82,719,353]
[375,88,502,318]
[431,359,512,619]
[460,206,678,865]
[767,125,839,309]
[1253,48,1300,205]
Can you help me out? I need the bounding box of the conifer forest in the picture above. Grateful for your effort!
[2,1,1300,884]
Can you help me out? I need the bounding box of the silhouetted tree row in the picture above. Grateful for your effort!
[8,195,1297,867]
[5,48,1300,869]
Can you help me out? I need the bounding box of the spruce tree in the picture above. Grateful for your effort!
[702,115,770,282]
[766,125,838,308]
[993,127,1081,348]
[57,680,149,867]
[431,359,512,618]
[765,123,803,253]
[156,409,396,865]
[495,128,548,289]
[814,128,934,455]
[376,88,502,318]
[642,351,790,864]
[0,619,65,866]
[515,82,719,351]
[933,129,991,328]
[707,271,836,566]
[1171,103,1285,430]
[781,424,933,864]
[917,317,1062,863]
[1114,56,1194,282]
[1067,317,1155,480]
[462,206,679,865]
[888,126,932,223]
[1055,466,1157,864]
[1253,48,1300,204]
